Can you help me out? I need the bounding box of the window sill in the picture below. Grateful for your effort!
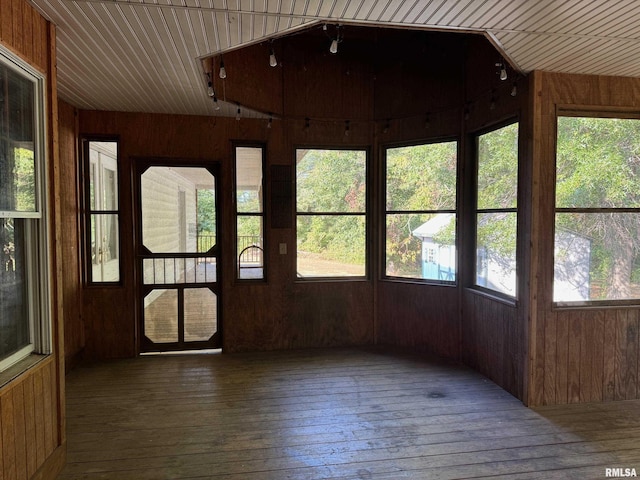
[465,287,518,307]
[381,277,457,287]
[0,354,49,390]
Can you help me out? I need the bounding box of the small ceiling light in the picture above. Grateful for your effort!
[329,25,341,54]
[219,59,227,79]
[330,38,339,54]
[213,95,220,111]
[267,114,273,129]
[206,73,215,97]
[496,61,507,81]
[269,44,277,67]
[235,104,241,121]
[511,83,518,97]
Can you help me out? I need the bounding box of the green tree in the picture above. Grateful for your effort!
[385,141,457,276]
[296,149,366,265]
[556,116,640,299]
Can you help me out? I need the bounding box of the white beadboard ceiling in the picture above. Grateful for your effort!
[28,0,640,117]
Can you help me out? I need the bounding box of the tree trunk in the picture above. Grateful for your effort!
[606,234,634,299]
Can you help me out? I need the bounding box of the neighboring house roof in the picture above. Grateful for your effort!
[412,214,455,241]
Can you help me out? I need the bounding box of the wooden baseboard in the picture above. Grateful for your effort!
[31,443,66,480]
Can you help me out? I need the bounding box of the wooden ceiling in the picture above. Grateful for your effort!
[28,0,640,117]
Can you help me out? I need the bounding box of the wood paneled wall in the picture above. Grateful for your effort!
[58,101,84,371]
[1,1,65,479]
[528,71,640,406]
[72,29,540,382]
[0,359,60,480]
[0,0,48,73]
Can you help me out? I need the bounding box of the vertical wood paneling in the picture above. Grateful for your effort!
[0,3,64,480]
[22,377,36,479]
[615,309,639,400]
[461,292,523,399]
[1,391,16,480]
[1,0,14,47]
[567,313,581,403]
[11,384,26,480]
[33,369,45,468]
[603,311,617,401]
[543,310,557,404]
[530,71,640,405]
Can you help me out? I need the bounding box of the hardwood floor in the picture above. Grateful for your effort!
[58,348,640,479]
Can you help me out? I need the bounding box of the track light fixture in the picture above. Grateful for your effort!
[511,83,518,97]
[219,58,227,79]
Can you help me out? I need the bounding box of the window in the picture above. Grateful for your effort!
[475,122,519,297]
[235,145,264,280]
[384,141,457,282]
[555,115,640,303]
[0,46,50,372]
[84,140,120,283]
[296,148,367,278]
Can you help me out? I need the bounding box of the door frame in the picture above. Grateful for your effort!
[132,157,222,353]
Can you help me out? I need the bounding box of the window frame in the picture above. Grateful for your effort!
[382,137,459,285]
[295,146,370,281]
[471,119,520,300]
[233,142,267,282]
[80,137,122,286]
[553,109,640,307]
[0,45,51,374]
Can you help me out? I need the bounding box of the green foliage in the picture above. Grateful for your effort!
[296,150,366,266]
[13,147,36,212]
[478,124,518,210]
[556,117,640,299]
[196,189,216,235]
[385,142,457,276]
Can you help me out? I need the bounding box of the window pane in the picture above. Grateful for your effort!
[0,65,36,213]
[477,123,518,210]
[296,149,366,213]
[557,117,640,209]
[142,167,215,253]
[142,257,217,284]
[555,212,640,302]
[0,219,30,358]
[297,215,365,277]
[238,216,263,279]
[184,288,217,342]
[386,142,457,211]
[91,214,120,282]
[386,213,456,281]
[476,212,517,296]
[144,289,178,343]
[236,147,263,213]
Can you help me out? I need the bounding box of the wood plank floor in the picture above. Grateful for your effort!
[58,348,640,479]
